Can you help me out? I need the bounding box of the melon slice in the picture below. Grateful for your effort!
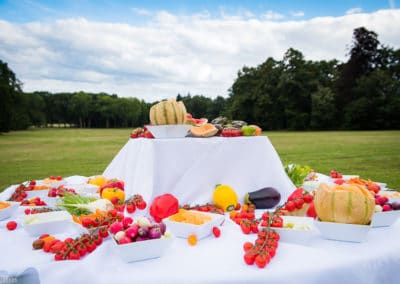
[190,123,218,137]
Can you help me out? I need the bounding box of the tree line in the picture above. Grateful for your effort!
[1,26,399,132]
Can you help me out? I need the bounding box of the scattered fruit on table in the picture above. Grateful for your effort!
[98,178,125,195]
[280,187,314,217]
[186,113,208,126]
[124,194,147,213]
[346,177,381,194]
[244,187,281,209]
[130,126,154,139]
[87,176,107,187]
[6,220,17,231]
[213,184,239,212]
[111,216,169,245]
[314,183,375,225]
[168,209,212,225]
[101,187,125,203]
[150,193,179,222]
[243,229,280,268]
[149,98,187,125]
[212,226,221,238]
[374,194,400,212]
[25,207,60,215]
[187,234,198,246]
[330,170,343,179]
[48,186,76,197]
[0,201,11,210]
[189,123,219,137]
[181,203,224,215]
[220,127,242,137]
[20,197,47,206]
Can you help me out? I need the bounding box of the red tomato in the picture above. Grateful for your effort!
[6,221,17,231]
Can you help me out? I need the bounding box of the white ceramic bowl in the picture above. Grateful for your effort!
[0,201,20,221]
[111,234,174,262]
[371,210,400,227]
[21,210,74,236]
[146,125,191,138]
[163,211,225,239]
[314,220,371,243]
[272,216,317,244]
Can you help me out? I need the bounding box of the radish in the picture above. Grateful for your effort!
[125,224,139,239]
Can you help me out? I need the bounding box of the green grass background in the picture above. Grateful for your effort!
[0,129,399,191]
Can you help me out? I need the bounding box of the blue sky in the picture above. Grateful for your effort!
[0,0,396,23]
[0,1,399,101]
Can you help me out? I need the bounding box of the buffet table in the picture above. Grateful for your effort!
[1,136,400,284]
[103,136,296,205]
[0,209,400,284]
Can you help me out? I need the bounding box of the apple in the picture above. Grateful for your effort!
[241,125,256,136]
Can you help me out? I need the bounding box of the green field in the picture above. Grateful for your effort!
[0,129,399,191]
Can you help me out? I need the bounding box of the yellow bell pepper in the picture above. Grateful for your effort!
[213,184,238,212]
[101,187,125,203]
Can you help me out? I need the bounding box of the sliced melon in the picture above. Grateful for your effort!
[190,123,218,137]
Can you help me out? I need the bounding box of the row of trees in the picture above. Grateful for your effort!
[1,27,399,132]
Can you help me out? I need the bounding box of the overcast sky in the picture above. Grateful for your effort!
[0,0,399,102]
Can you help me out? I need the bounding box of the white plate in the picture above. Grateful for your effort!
[272,216,317,244]
[0,201,20,221]
[163,210,225,239]
[111,233,174,262]
[372,210,400,227]
[20,210,74,236]
[314,220,371,243]
[146,125,191,138]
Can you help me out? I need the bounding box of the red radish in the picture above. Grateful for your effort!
[125,224,139,239]
[109,221,124,234]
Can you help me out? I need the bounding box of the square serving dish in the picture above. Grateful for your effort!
[314,220,371,243]
[371,210,400,227]
[146,125,191,138]
[163,210,225,239]
[21,210,74,236]
[111,234,174,262]
[0,201,20,221]
[272,216,317,244]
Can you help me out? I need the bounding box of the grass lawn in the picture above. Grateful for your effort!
[0,129,399,192]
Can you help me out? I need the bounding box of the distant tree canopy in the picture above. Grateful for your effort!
[0,26,399,132]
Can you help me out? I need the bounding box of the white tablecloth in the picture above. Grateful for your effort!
[103,136,296,205]
[1,137,400,283]
[0,207,400,284]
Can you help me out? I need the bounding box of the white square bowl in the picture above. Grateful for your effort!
[0,201,20,221]
[163,211,225,239]
[371,210,400,227]
[314,220,371,243]
[272,216,317,244]
[111,234,174,262]
[20,210,74,236]
[146,125,191,138]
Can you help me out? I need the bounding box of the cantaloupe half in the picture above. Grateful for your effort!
[314,183,375,225]
[190,123,218,137]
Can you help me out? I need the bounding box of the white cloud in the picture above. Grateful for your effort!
[346,7,363,15]
[132,7,152,16]
[0,9,400,102]
[290,11,305,17]
[262,10,285,20]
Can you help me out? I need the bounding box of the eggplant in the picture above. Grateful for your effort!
[244,187,281,209]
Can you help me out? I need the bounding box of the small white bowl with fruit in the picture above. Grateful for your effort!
[110,216,174,262]
[371,194,400,227]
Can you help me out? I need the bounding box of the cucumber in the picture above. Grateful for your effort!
[244,187,281,209]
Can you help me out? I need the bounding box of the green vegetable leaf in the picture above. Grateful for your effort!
[284,163,312,188]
